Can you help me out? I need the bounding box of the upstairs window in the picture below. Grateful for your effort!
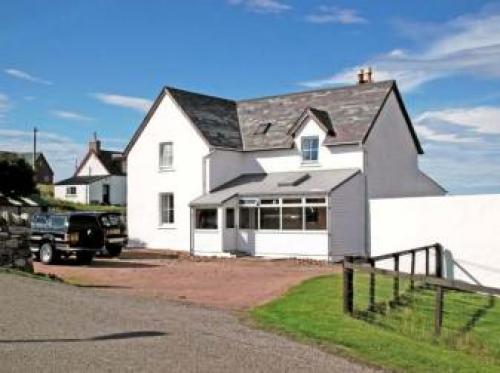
[301,136,319,162]
[159,142,173,170]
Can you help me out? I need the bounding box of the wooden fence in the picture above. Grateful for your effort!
[343,243,500,335]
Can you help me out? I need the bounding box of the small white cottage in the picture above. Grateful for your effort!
[55,135,126,206]
[125,72,445,260]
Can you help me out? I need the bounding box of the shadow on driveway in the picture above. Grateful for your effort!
[0,331,168,344]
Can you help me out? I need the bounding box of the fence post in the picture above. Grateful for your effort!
[343,256,354,315]
[435,244,444,278]
[369,259,376,312]
[410,250,416,291]
[393,254,400,303]
[425,247,430,276]
[435,285,444,336]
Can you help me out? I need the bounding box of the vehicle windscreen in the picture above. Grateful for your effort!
[50,216,68,229]
[99,214,122,227]
[69,215,100,228]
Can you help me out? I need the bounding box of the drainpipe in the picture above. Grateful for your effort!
[362,145,370,257]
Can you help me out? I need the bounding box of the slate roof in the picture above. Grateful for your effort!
[124,80,423,156]
[98,150,125,176]
[190,168,360,206]
[55,175,109,186]
[168,88,242,149]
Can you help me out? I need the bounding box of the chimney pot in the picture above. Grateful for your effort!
[357,69,365,84]
[366,67,373,83]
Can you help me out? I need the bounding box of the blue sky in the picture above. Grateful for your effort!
[1,0,500,194]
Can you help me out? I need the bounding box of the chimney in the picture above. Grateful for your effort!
[89,132,101,154]
[357,68,365,84]
[365,67,373,83]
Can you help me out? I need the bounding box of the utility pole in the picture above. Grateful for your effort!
[33,126,38,171]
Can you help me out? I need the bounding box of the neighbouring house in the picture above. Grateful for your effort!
[125,71,445,260]
[0,151,54,185]
[54,135,126,205]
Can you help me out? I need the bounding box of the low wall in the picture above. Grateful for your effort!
[370,195,500,288]
[0,231,33,272]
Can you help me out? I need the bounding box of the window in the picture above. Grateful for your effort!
[159,142,173,169]
[226,208,235,229]
[301,136,319,162]
[196,209,218,229]
[282,207,303,230]
[260,207,280,230]
[305,206,327,230]
[239,207,257,229]
[160,193,174,225]
[66,186,77,196]
[50,216,68,229]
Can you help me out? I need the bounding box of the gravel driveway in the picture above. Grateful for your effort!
[0,272,375,373]
[34,251,338,310]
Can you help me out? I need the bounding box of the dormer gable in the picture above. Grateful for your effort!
[288,107,335,140]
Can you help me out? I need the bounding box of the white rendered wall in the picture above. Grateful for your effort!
[330,172,366,260]
[127,93,209,250]
[54,184,87,204]
[206,118,364,191]
[88,176,126,205]
[251,231,329,260]
[365,92,444,198]
[370,195,500,288]
[77,153,109,176]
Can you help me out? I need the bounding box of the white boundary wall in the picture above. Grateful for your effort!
[370,195,500,288]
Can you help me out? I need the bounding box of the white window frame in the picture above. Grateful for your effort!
[301,136,319,163]
[237,196,327,232]
[66,186,77,196]
[159,193,174,227]
[159,142,173,171]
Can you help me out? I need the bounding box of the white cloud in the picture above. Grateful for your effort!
[416,106,500,135]
[301,8,500,91]
[305,6,367,24]
[4,68,53,85]
[0,129,86,180]
[414,125,480,144]
[93,93,152,113]
[51,110,94,122]
[228,0,291,14]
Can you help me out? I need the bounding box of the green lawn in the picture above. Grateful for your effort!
[250,274,500,372]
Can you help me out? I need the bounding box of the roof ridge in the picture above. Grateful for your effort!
[165,86,236,103]
[236,80,395,103]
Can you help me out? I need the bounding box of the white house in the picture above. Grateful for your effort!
[125,72,445,260]
[55,135,126,206]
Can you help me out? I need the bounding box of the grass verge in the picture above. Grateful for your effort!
[250,274,500,372]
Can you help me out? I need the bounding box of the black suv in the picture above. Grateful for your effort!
[30,212,128,265]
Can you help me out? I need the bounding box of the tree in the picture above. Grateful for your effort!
[0,158,37,196]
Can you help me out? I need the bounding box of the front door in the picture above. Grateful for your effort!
[102,184,110,205]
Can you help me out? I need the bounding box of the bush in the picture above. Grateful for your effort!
[0,159,37,196]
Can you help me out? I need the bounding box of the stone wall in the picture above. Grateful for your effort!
[0,218,33,272]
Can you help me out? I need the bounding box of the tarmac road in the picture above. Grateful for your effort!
[0,273,377,372]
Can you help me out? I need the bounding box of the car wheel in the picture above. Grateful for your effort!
[76,251,94,265]
[106,245,122,258]
[40,243,58,264]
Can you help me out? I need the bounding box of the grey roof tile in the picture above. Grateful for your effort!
[125,80,423,156]
[190,168,360,206]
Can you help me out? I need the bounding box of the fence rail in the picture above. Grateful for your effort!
[343,243,500,335]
